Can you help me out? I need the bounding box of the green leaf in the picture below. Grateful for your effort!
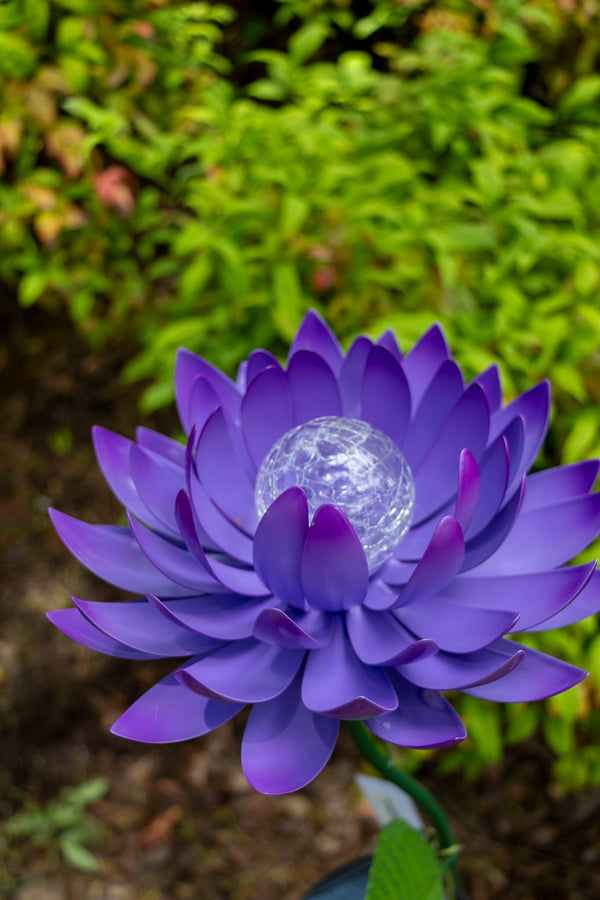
[59,835,100,872]
[18,271,47,307]
[365,819,444,900]
[0,32,37,77]
[559,75,600,116]
[272,262,303,340]
[288,22,328,65]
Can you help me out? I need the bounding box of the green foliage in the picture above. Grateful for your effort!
[4,777,109,872]
[365,818,444,900]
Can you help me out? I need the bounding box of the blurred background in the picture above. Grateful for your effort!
[2,1,600,897]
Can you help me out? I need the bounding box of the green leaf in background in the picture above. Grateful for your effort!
[365,818,444,900]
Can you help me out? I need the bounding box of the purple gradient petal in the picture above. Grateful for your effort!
[412,384,489,523]
[49,509,191,596]
[339,336,373,418]
[454,449,480,532]
[47,608,159,659]
[403,361,464,469]
[397,594,518,653]
[148,593,275,641]
[188,470,254,564]
[136,427,186,467]
[464,433,509,538]
[490,381,550,484]
[470,364,502,413]
[302,616,398,718]
[367,676,466,748]
[441,563,596,631]
[397,641,524,691]
[246,349,282,386]
[288,309,344,375]
[253,487,309,609]
[111,672,243,743]
[376,329,403,361]
[186,376,220,434]
[346,606,438,666]
[464,645,587,701]
[521,460,600,512]
[73,597,220,657]
[301,505,368,612]
[128,512,221,592]
[287,350,342,424]
[525,568,600,631]
[177,637,304,702]
[175,348,241,434]
[362,580,401,611]
[402,324,450,407]
[196,408,258,535]
[391,517,465,606]
[461,478,525,571]
[241,674,339,794]
[241,365,294,470]
[360,346,411,448]
[130,444,186,535]
[253,608,332,649]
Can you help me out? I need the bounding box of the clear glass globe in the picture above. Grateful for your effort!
[255,416,415,573]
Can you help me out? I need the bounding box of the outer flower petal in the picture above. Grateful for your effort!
[246,349,282,386]
[346,606,437,666]
[129,443,187,536]
[241,365,294,470]
[471,364,502,413]
[288,309,344,375]
[360,345,411,448]
[490,381,550,488]
[148,593,276,641]
[175,348,240,434]
[47,608,159,660]
[136,426,186,467]
[367,676,466,749]
[241,673,339,794]
[521,460,599,512]
[186,376,220,434]
[253,487,309,608]
[461,478,525,571]
[402,323,450,407]
[464,646,587,701]
[403,360,464,469]
[397,595,518,654]
[111,672,244,743]
[396,641,524,691]
[525,569,600,631]
[253,608,332,649]
[301,505,368,611]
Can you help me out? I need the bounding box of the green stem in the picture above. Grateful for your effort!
[345,721,460,890]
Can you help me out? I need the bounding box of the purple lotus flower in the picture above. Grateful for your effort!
[48,311,600,794]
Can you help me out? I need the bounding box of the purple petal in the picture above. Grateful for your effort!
[49,509,191,596]
[73,597,220,657]
[470,364,502,413]
[464,432,509,538]
[521,460,600,512]
[339,336,372,418]
[403,361,464,469]
[525,567,600,631]
[367,675,466,749]
[241,365,294,470]
[396,640,524,690]
[346,606,437,665]
[287,350,342,425]
[186,376,220,434]
[454,449,480,532]
[302,616,398,718]
[288,309,344,375]
[136,427,186,467]
[253,487,309,608]
[253,608,332,649]
[397,595,518,653]
[177,637,304,702]
[175,348,241,434]
[475,493,600,574]
[236,359,247,392]
[111,672,243,743]
[412,384,489,523]
[128,512,221,592]
[391,516,465,606]
[362,580,401,611]
[148,593,275,641]
[241,674,339,794]
[196,408,258,534]
[130,444,187,535]
[376,329,403,361]
[47,608,158,660]
[489,381,550,482]
[464,645,587,701]
[461,478,525,571]
[188,470,254,564]
[441,563,596,631]
[246,349,282,386]
[301,505,368,611]
[402,324,450,408]
[360,345,411,448]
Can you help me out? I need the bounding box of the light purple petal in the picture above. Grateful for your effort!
[73,597,220,657]
[470,364,502,413]
[287,350,342,425]
[111,672,243,743]
[148,593,275,641]
[339,336,373,418]
[402,323,450,408]
[412,384,489,523]
[241,365,294,470]
[464,432,509,538]
[49,509,191,596]
[288,309,344,375]
[376,329,403,361]
[196,408,258,534]
[521,460,600,512]
[367,675,466,749]
[464,645,587,701]
[461,478,525,571]
[128,512,221,592]
[362,580,401,611]
[302,616,398,718]
[241,673,339,794]
[186,376,220,434]
[136,427,186,467]
[403,360,464,469]
[391,516,465,606]
[525,567,600,631]
[177,637,304,702]
[397,594,518,653]
[301,505,368,611]
[489,381,550,484]
[130,444,187,535]
[346,606,437,665]
[253,608,332,649]
[396,640,524,690]
[253,487,309,608]
[246,349,283,386]
[360,345,411,448]
[188,470,254,564]
[454,449,480,532]
[175,348,241,434]
[47,608,158,659]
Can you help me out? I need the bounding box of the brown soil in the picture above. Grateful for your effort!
[3,306,600,900]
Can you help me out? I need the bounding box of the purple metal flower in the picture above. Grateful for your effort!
[48,311,600,793]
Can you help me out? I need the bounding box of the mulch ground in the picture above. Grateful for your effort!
[3,305,600,900]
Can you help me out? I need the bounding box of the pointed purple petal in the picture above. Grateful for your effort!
[246,349,283,386]
[241,365,294,470]
[403,361,464,469]
[287,350,342,424]
[186,376,220,434]
[175,348,240,434]
[136,427,186,467]
[253,608,332,649]
[177,637,304,702]
[464,432,509,538]
[362,580,401,611]
[462,478,525,571]
[396,641,524,690]
[521,460,600,512]
[188,470,254,564]
[454,449,480,532]
[402,324,450,407]
[470,364,502,413]
[360,346,411,448]
[148,593,275,640]
[302,616,398,718]
[490,381,550,483]
[367,675,466,749]
[376,329,403,361]
[288,309,344,375]
[525,567,600,631]
[397,594,518,653]
[241,674,339,794]
[111,672,243,743]
[346,606,437,665]
[301,505,368,611]
[129,444,186,535]
[48,509,191,596]
[464,645,587,701]
[253,487,309,608]
[47,608,158,659]
[392,516,465,606]
[128,512,221,592]
[339,336,373,418]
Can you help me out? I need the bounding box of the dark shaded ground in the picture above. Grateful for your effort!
[3,307,600,900]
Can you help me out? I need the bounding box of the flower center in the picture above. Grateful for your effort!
[255,416,415,573]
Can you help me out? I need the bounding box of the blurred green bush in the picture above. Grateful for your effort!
[3,0,600,787]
